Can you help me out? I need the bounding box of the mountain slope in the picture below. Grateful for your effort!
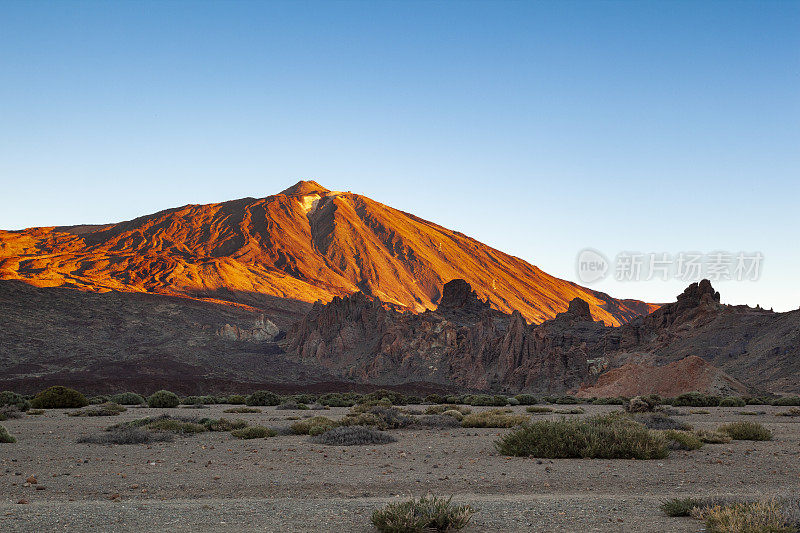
[0,180,656,325]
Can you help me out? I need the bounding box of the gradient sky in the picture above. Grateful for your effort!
[1,1,798,311]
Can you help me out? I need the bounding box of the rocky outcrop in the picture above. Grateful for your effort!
[217,315,280,342]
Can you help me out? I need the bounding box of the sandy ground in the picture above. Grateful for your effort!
[1,404,798,532]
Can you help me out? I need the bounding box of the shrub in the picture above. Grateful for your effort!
[342,406,412,430]
[319,393,359,407]
[291,393,317,405]
[246,390,281,406]
[78,427,174,445]
[695,500,796,533]
[718,421,772,441]
[671,393,721,408]
[466,394,507,407]
[661,497,702,517]
[691,410,711,415]
[692,429,732,444]
[363,389,408,405]
[276,401,308,410]
[633,413,692,431]
[225,394,247,405]
[461,409,529,428]
[411,415,462,429]
[592,396,626,405]
[181,395,216,405]
[147,418,207,434]
[526,406,553,414]
[0,405,24,421]
[441,410,465,422]
[553,407,584,415]
[625,395,661,413]
[425,404,471,416]
[0,424,16,443]
[776,408,800,417]
[425,394,446,404]
[552,396,580,405]
[290,416,338,435]
[231,426,276,439]
[719,396,746,407]
[310,426,396,446]
[772,396,800,406]
[496,413,669,459]
[27,409,45,415]
[0,391,30,411]
[110,392,145,405]
[663,430,704,451]
[30,386,88,409]
[371,495,474,532]
[204,418,248,432]
[223,406,262,414]
[147,390,180,408]
[514,394,538,405]
[68,403,127,417]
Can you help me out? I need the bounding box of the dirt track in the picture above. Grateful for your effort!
[1,404,798,532]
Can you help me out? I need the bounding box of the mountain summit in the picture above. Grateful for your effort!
[0,181,656,325]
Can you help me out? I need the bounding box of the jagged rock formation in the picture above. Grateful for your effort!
[0,180,656,326]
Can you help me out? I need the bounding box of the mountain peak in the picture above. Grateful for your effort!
[281,180,331,197]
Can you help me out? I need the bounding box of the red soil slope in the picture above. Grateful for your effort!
[0,181,656,325]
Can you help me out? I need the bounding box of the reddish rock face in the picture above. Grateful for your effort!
[0,180,655,327]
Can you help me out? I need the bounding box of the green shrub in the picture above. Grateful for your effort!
[771,396,800,406]
[692,429,732,444]
[147,390,180,408]
[592,396,626,405]
[371,495,475,532]
[661,497,702,517]
[526,406,553,414]
[553,407,584,415]
[310,425,397,446]
[88,395,109,405]
[514,394,537,405]
[147,418,206,434]
[27,409,45,415]
[223,406,261,414]
[496,413,669,459]
[68,403,127,417]
[342,406,412,430]
[425,394,446,404]
[0,424,15,443]
[245,390,281,407]
[181,395,216,405]
[231,426,276,439]
[225,394,247,405]
[663,430,704,450]
[0,391,30,411]
[290,416,338,435]
[719,397,746,407]
[291,393,317,405]
[110,392,145,405]
[553,396,580,405]
[363,389,408,405]
[425,404,471,416]
[718,421,772,441]
[461,409,529,428]
[276,401,309,410]
[670,393,721,407]
[30,386,88,409]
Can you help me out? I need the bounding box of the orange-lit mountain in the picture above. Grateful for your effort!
[0,180,656,325]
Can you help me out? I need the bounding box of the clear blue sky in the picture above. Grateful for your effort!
[1,1,798,311]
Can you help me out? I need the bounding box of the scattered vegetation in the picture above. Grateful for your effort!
[30,386,88,409]
[663,430,704,450]
[110,392,145,405]
[27,409,45,415]
[78,427,174,445]
[318,393,359,407]
[719,396,747,407]
[694,499,797,533]
[246,390,282,406]
[526,406,553,414]
[371,495,475,532]
[692,429,732,444]
[633,413,692,431]
[310,425,396,446]
[223,406,262,414]
[204,418,248,432]
[718,421,772,441]
[181,395,217,405]
[68,402,127,417]
[553,407,584,415]
[276,401,308,410]
[0,391,30,411]
[0,405,24,421]
[669,393,722,408]
[290,416,339,435]
[514,394,538,405]
[661,497,702,517]
[461,409,528,428]
[425,404,471,416]
[231,426,276,439]
[776,408,800,417]
[147,390,180,408]
[0,424,16,443]
[772,396,800,407]
[691,410,711,415]
[342,405,413,430]
[591,396,626,405]
[496,413,669,459]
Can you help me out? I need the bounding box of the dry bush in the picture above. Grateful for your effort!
[68,403,127,417]
[0,424,16,443]
[290,416,338,435]
[371,495,474,532]
[461,409,528,428]
[634,413,692,431]
[78,427,173,445]
[718,421,772,441]
[694,499,796,533]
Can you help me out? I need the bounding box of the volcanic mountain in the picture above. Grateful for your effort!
[0,180,656,325]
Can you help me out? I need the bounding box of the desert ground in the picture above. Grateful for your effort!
[1,404,798,532]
